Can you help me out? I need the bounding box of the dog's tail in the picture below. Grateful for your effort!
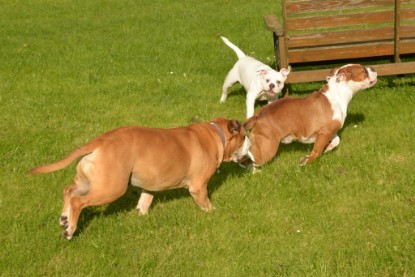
[220,36,246,59]
[29,140,100,174]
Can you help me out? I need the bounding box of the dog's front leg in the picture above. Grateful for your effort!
[189,183,213,212]
[300,131,335,165]
[136,190,154,215]
[324,134,340,153]
[246,93,257,118]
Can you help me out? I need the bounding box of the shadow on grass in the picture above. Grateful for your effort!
[74,161,246,239]
[342,112,365,129]
[222,85,246,101]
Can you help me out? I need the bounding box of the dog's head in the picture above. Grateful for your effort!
[210,118,246,162]
[257,67,290,97]
[326,64,377,94]
[227,115,257,164]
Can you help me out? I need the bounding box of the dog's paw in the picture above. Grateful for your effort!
[205,205,216,212]
[61,222,76,240]
[60,215,68,228]
[252,166,262,174]
[136,208,149,216]
[60,214,75,240]
[239,160,261,174]
[238,157,253,168]
[239,159,261,174]
[62,230,73,240]
[299,156,309,166]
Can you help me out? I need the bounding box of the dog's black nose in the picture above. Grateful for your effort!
[269,83,275,89]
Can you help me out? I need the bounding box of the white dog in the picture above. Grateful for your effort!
[220,36,290,118]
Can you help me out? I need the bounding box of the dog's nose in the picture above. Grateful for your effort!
[269,83,275,89]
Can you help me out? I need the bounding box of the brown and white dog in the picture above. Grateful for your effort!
[29,118,246,239]
[241,64,377,168]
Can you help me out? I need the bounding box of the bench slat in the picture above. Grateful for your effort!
[286,8,415,31]
[288,39,415,63]
[286,61,415,83]
[402,8,415,20]
[286,0,399,15]
[288,26,415,49]
[286,10,394,31]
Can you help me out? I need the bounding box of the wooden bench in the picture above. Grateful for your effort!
[264,0,415,83]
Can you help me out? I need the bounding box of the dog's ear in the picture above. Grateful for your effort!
[335,71,352,83]
[227,120,242,134]
[336,74,344,83]
[280,67,290,78]
[326,67,339,82]
[256,66,269,75]
[243,116,257,131]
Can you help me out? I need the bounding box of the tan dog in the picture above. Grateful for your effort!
[30,118,246,239]
[241,64,377,168]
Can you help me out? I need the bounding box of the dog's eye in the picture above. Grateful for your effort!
[266,79,270,83]
[277,81,281,85]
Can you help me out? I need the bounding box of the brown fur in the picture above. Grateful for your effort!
[243,64,376,167]
[244,92,341,166]
[30,117,246,239]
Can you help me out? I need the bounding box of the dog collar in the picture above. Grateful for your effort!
[210,122,226,153]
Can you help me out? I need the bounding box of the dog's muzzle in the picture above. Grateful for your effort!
[233,136,251,162]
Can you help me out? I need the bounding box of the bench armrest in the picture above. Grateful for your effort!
[264,15,284,36]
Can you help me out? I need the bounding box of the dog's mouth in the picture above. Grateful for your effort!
[266,90,277,97]
[238,156,253,168]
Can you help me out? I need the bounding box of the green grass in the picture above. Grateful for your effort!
[1,0,415,276]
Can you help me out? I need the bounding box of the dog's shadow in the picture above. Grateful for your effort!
[224,85,246,101]
[74,162,246,238]
[225,86,281,111]
[342,112,365,130]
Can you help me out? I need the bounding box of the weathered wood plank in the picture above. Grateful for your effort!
[286,10,395,31]
[288,40,415,63]
[286,0,394,14]
[288,27,394,48]
[287,26,415,48]
[402,8,415,20]
[286,61,415,83]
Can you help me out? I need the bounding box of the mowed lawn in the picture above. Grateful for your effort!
[1,0,414,276]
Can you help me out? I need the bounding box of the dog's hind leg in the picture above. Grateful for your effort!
[61,159,130,239]
[220,67,239,103]
[60,170,91,231]
[248,134,281,167]
[136,190,154,215]
[62,178,129,240]
[60,185,86,230]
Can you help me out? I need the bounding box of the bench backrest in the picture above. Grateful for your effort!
[283,0,415,64]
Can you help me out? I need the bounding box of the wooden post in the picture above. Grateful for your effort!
[281,0,289,69]
[394,0,401,63]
